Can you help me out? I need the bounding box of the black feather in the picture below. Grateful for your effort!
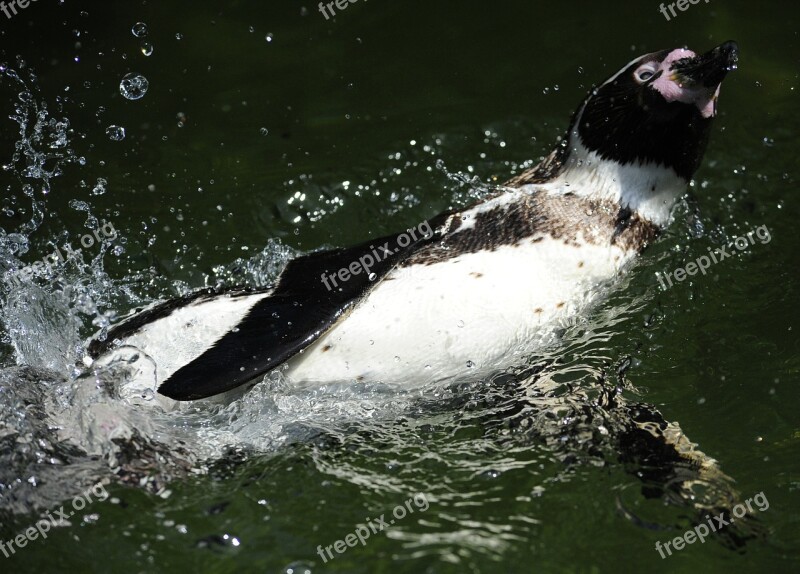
[158,215,448,400]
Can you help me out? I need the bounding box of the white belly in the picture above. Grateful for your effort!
[285,235,633,387]
[90,235,633,406]
[90,292,269,408]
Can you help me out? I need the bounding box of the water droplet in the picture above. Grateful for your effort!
[394,356,401,362]
[175,32,184,40]
[456,320,465,328]
[92,177,108,195]
[259,127,269,136]
[466,360,475,368]
[131,22,148,38]
[141,389,154,401]
[140,41,154,56]
[105,125,126,141]
[368,272,377,281]
[119,73,149,100]
[265,33,274,42]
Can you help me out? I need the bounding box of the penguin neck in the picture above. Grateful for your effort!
[542,136,689,228]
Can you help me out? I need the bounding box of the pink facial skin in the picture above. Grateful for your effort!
[650,49,721,118]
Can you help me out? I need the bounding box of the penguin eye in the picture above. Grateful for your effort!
[634,64,658,84]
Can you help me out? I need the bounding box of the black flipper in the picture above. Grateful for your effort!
[158,214,449,400]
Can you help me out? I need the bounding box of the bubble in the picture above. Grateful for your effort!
[105,125,125,141]
[131,22,148,38]
[119,73,149,100]
[259,127,269,136]
[140,41,154,57]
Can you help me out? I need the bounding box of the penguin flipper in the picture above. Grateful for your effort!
[158,218,442,401]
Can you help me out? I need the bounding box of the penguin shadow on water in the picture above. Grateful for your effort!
[415,356,770,552]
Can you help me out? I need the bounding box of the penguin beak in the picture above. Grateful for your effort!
[671,41,739,88]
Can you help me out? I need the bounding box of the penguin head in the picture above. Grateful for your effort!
[572,41,738,182]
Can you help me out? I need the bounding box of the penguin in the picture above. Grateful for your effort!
[86,41,739,403]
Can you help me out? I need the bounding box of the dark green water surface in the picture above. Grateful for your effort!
[0,1,798,572]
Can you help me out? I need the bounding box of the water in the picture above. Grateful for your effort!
[0,1,798,572]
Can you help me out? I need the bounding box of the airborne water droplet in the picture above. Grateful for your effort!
[119,73,149,100]
[92,177,108,196]
[131,22,148,38]
[466,360,475,368]
[106,125,125,141]
[140,41,154,57]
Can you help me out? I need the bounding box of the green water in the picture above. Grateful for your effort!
[0,1,798,572]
